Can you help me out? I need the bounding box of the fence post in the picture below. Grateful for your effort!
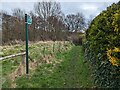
[21,55,26,75]
[53,42,55,53]
[64,41,65,46]
[43,46,45,57]
[58,42,61,52]
[21,50,26,75]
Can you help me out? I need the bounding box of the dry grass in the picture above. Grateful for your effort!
[2,41,72,88]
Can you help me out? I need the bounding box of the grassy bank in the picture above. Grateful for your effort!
[1,41,72,88]
[1,42,94,88]
[15,46,94,88]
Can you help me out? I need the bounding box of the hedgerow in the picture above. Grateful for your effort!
[84,1,120,88]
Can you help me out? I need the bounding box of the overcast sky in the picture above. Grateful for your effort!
[0,0,119,19]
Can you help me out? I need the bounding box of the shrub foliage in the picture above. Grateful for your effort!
[84,1,120,88]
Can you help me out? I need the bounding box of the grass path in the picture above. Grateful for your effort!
[45,46,94,88]
[15,46,94,88]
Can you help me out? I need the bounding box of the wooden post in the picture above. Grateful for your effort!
[21,54,26,75]
[53,42,55,53]
[64,41,65,46]
[43,47,45,57]
[58,42,61,52]
[19,50,26,75]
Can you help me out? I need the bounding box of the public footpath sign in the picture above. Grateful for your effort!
[25,14,32,75]
[27,15,32,25]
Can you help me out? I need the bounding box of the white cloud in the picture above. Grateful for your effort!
[81,4,98,11]
[61,2,117,20]
[1,2,34,14]
[1,1,119,20]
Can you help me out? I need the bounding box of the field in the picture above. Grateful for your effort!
[1,1,119,88]
[1,41,95,88]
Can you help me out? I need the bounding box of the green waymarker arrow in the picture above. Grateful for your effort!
[27,15,32,25]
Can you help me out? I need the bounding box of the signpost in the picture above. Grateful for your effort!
[25,14,32,75]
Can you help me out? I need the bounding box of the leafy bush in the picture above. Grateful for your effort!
[84,1,120,88]
[72,36,83,45]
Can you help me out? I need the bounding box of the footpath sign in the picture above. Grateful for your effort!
[25,14,32,75]
[27,15,32,25]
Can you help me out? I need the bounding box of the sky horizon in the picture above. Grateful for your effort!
[0,0,119,20]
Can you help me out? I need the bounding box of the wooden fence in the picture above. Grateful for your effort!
[0,52,26,61]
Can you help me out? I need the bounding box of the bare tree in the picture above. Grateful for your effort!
[34,1,61,32]
[65,13,86,32]
[12,8,25,20]
[12,8,25,41]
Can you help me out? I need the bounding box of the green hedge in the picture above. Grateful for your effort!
[84,1,120,88]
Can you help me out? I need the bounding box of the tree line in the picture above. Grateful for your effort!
[1,1,87,44]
